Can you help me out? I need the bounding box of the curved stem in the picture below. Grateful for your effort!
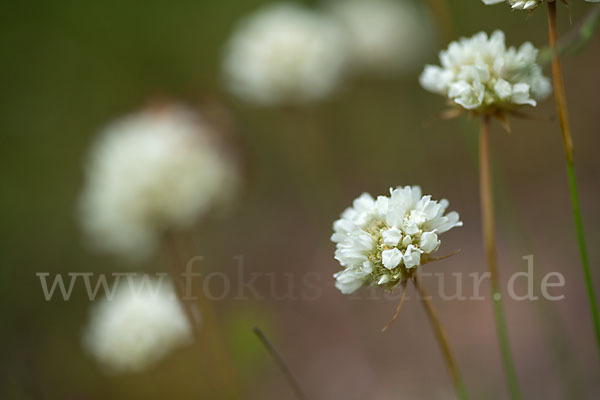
[412,274,468,400]
[547,1,574,164]
[547,0,600,359]
[381,282,407,332]
[479,116,522,400]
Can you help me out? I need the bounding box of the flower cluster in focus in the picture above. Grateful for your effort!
[332,186,462,294]
[83,277,193,373]
[482,0,543,10]
[420,31,551,112]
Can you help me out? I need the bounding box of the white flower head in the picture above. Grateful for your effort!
[83,277,193,373]
[332,186,462,294]
[420,30,551,112]
[79,105,237,261]
[482,0,543,10]
[222,2,349,105]
[326,0,434,75]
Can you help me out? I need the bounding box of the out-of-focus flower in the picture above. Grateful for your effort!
[222,2,348,105]
[482,0,543,10]
[326,0,433,75]
[79,105,237,261]
[331,186,462,294]
[420,31,551,112]
[83,276,193,373]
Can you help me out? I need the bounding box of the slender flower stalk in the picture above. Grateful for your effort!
[254,327,308,400]
[546,0,600,359]
[165,234,203,337]
[413,273,468,400]
[479,116,522,400]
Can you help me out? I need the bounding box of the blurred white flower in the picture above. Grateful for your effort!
[83,276,193,373]
[326,0,434,75]
[222,2,348,105]
[79,105,236,261]
[420,30,551,112]
[331,186,462,294]
[482,0,543,10]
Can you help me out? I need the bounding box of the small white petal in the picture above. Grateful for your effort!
[420,232,440,253]
[420,65,450,94]
[334,269,369,294]
[374,195,389,216]
[403,223,420,236]
[403,245,423,269]
[382,248,403,270]
[409,209,428,226]
[494,79,512,100]
[382,227,403,246]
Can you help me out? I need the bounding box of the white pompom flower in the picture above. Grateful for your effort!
[326,0,434,75]
[420,30,551,113]
[83,277,193,373]
[482,0,543,10]
[222,2,349,105]
[79,105,237,261]
[331,186,462,294]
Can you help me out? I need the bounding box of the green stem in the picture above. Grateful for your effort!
[253,327,308,400]
[413,274,469,400]
[479,116,522,400]
[547,0,600,361]
[567,162,600,353]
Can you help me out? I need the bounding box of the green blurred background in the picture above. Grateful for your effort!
[1,0,599,399]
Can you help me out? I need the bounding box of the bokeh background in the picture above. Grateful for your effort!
[2,0,599,399]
